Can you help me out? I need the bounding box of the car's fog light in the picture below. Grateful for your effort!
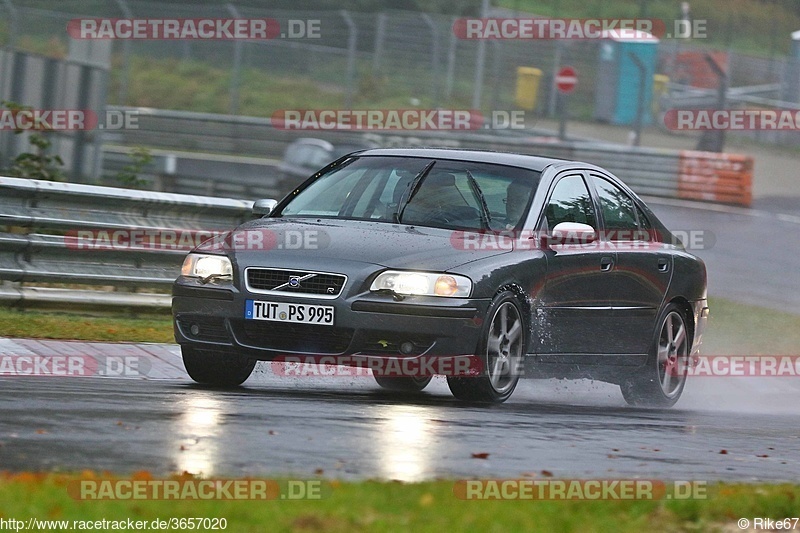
[190,324,200,336]
[400,341,415,354]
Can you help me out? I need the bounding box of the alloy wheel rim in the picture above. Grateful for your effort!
[657,311,689,398]
[486,302,523,394]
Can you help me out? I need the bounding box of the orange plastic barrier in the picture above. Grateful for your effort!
[677,151,753,207]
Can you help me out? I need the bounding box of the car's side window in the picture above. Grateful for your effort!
[591,175,639,238]
[542,174,597,231]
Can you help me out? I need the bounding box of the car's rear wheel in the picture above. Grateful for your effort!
[620,303,690,407]
[447,291,525,403]
[373,375,432,392]
[182,347,256,387]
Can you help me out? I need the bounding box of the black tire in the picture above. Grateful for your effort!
[373,375,433,392]
[620,303,691,408]
[447,291,526,403]
[182,347,256,387]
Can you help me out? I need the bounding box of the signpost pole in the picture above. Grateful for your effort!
[555,66,577,141]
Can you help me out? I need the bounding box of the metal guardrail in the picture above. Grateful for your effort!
[103,106,752,205]
[0,176,253,308]
[101,146,285,200]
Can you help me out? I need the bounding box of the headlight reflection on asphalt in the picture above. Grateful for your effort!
[173,395,224,476]
[375,405,435,482]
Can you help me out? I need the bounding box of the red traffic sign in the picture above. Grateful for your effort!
[555,66,578,94]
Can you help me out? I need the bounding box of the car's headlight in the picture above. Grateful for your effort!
[370,270,472,297]
[180,254,233,282]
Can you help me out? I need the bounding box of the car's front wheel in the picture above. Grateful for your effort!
[447,291,525,403]
[182,347,256,387]
[373,375,432,392]
[620,303,690,407]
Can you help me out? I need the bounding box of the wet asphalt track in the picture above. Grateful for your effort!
[0,373,799,482]
[0,200,799,482]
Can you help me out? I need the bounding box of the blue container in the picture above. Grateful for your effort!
[594,31,660,125]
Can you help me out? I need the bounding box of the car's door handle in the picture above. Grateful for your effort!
[657,258,670,273]
[600,257,614,272]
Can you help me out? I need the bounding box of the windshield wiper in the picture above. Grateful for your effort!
[394,160,436,223]
[465,169,492,230]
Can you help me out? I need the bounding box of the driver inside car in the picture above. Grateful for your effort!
[400,172,471,225]
[504,179,529,229]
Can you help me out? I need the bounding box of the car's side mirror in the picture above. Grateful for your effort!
[253,199,278,216]
[541,222,597,247]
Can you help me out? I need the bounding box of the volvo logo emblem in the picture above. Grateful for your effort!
[288,275,302,288]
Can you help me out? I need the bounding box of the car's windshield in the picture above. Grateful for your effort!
[277,156,541,231]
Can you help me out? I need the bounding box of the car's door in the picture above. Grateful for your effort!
[588,173,672,355]
[534,173,617,355]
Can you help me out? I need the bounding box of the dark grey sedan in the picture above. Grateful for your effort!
[172,148,708,406]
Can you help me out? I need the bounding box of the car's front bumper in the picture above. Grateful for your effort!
[172,279,490,363]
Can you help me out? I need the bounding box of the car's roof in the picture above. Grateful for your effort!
[353,147,569,172]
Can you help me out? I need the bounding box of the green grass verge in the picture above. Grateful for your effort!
[0,306,173,344]
[0,474,799,532]
[702,298,800,356]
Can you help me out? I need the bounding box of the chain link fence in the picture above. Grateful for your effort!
[1,1,800,144]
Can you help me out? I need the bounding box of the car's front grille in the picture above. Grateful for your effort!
[246,268,346,298]
[235,320,354,354]
[177,315,231,343]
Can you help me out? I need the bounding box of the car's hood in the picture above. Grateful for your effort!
[200,218,511,272]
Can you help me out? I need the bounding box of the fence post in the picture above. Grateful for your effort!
[471,0,489,109]
[628,51,646,147]
[372,13,385,74]
[445,16,457,100]
[421,13,440,107]
[112,0,132,105]
[340,10,357,109]
[548,41,563,118]
[489,41,502,112]
[226,3,243,115]
[696,54,728,153]
[1,0,17,47]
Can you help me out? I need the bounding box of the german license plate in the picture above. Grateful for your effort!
[245,300,334,326]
